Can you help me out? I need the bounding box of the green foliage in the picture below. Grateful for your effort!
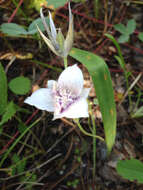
[9,76,31,95]
[0,63,7,115]
[114,23,127,34]
[138,32,143,42]
[67,179,79,188]
[72,0,86,2]
[46,0,67,9]
[116,159,143,183]
[0,118,41,167]
[70,48,116,154]
[126,19,136,34]
[0,23,28,36]
[28,17,49,34]
[0,17,49,36]
[0,101,17,127]
[11,154,26,175]
[118,34,129,43]
[131,106,143,118]
[30,0,47,11]
[25,172,37,190]
[105,34,132,109]
[18,121,27,134]
[114,19,136,43]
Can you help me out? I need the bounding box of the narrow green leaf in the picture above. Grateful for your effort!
[116,159,143,183]
[114,23,127,34]
[0,23,27,36]
[70,48,116,153]
[9,76,31,95]
[118,34,129,43]
[0,101,17,126]
[114,55,125,70]
[0,118,41,167]
[105,34,125,67]
[126,19,136,35]
[0,63,7,115]
[138,32,143,42]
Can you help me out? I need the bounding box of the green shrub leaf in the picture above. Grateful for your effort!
[116,159,143,183]
[0,63,7,115]
[126,19,136,35]
[70,48,116,153]
[114,23,127,34]
[9,76,31,95]
[28,17,49,34]
[138,32,143,42]
[0,101,17,126]
[118,34,129,43]
[0,23,27,36]
[46,0,67,9]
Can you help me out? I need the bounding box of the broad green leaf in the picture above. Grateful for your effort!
[138,32,143,42]
[46,0,67,9]
[28,17,49,34]
[0,101,17,126]
[31,0,47,11]
[0,23,27,36]
[131,106,143,118]
[126,19,136,35]
[116,159,143,183]
[114,23,127,34]
[70,48,116,153]
[0,63,7,115]
[118,34,129,43]
[9,76,31,95]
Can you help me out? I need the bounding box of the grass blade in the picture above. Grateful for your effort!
[0,63,7,115]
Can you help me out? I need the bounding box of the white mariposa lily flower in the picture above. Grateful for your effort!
[24,65,90,120]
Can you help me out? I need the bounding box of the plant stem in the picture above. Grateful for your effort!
[88,101,96,180]
[74,119,104,141]
[92,116,96,180]
[94,0,99,18]
[64,57,68,68]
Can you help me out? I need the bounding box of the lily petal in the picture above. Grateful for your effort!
[81,88,90,98]
[53,97,89,119]
[49,11,57,40]
[37,25,60,56]
[24,88,54,112]
[64,2,74,57]
[58,65,84,96]
[40,8,52,39]
[47,80,57,89]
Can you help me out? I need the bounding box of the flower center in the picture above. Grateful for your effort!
[55,86,79,114]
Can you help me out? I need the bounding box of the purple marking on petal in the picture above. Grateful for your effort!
[60,96,80,114]
[53,84,82,115]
